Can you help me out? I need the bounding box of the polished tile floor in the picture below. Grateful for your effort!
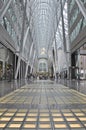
[0,80,86,130]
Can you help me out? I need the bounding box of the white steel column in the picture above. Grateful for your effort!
[25,42,34,78]
[75,0,86,20]
[60,0,66,52]
[15,0,27,79]
[23,26,30,48]
[30,50,36,74]
[53,40,57,80]
[52,48,56,80]
[53,60,56,79]
[0,0,12,20]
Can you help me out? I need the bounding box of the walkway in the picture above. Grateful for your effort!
[0,80,86,130]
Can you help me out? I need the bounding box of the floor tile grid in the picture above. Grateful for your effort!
[80,109,86,128]
[37,88,44,130]
[0,108,85,129]
[39,87,47,124]
[9,88,33,104]
[36,108,40,129]
[0,82,86,129]
[58,89,79,104]
[70,109,86,128]
[58,89,70,104]
[54,87,69,103]
[30,85,84,107]
[40,87,47,105]
[23,88,33,104]
[0,109,21,129]
[18,88,33,104]
[45,89,55,130]
[0,94,14,104]
[82,109,86,114]
[60,110,71,129]
[0,89,24,104]
[46,84,86,127]
[0,83,85,106]
[25,97,33,105]
[51,110,69,129]
[9,95,21,104]
[18,109,31,129]
[64,93,80,104]
[1,85,50,102]
[7,95,20,104]
[2,109,37,129]
[67,88,86,101]
[72,92,86,103]
[48,88,60,107]
[45,86,55,130]
[0,109,8,122]
[32,88,41,105]
[53,87,68,105]
[53,86,86,105]
[7,111,20,129]
[31,89,40,105]
[48,109,55,130]
[63,110,81,129]
[48,88,70,129]
[68,91,85,104]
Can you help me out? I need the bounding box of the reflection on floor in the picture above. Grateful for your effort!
[0,80,86,130]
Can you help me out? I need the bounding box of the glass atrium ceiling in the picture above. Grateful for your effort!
[28,0,67,58]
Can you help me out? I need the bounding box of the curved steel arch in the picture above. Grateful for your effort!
[31,12,56,33]
[32,11,54,22]
[28,0,61,59]
[32,21,56,44]
[30,0,57,12]
[31,6,55,24]
[31,21,56,48]
[31,13,56,32]
[31,2,56,18]
[33,21,55,37]
[32,14,54,27]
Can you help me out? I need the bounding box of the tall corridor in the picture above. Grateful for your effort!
[0,0,86,129]
[0,80,86,130]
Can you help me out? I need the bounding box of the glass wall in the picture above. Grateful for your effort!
[69,0,86,43]
[39,62,47,72]
[70,7,80,28]
[0,1,21,48]
[69,0,75,14]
